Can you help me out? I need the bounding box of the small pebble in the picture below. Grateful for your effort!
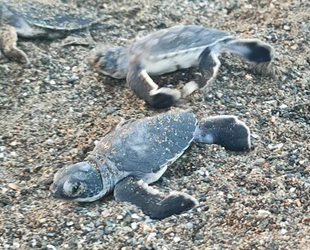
[186,222,194,229]
[146,232,157,242]
[131,222,138,230]
[279,104,288,109]
[164,227,173,234]
[268,143,284,150]
[280,228,288,234]
[72,66,79,73]
[101,209,110,218]
[257,210,271,219]
[106,107,117,114]
[131,213,140,219]
[173,236,181,243]
[245,74,253,80]
[216,92,223,98]
[8,183,19,190]
[253,158,266,166]
[66,221,74,226]
[46,245,57,250]
[117,215,123,220]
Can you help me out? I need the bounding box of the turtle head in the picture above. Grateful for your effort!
[50,161,106,202]
[88,45,129,79]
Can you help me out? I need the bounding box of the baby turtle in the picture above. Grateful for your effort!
[0,0,97,64]
[51,110,251,220]
[89,25,275,109]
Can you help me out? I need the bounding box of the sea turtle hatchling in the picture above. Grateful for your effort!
[51,110,251,219]
[0,0,98,64]
[89,25,275,109]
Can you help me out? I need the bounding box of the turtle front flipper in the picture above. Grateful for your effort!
[194,115,251,151]
[114,177,198,220]
[127,63,181,109]
[0,25,29,64]
[183,47,221,97]
[225,39,275,75]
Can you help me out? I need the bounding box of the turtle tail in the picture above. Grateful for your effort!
[193,115,251,151]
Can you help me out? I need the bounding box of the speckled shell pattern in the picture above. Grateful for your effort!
[89,111,197,174]
[129,25,232,59]
[1,0,97,30]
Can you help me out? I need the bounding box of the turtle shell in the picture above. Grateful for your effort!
[130,25,233,57]
[2,0,97,30]
[91,110,197,174]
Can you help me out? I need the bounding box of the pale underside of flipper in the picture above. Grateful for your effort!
[182,47,221,97]
[194,115,251,151]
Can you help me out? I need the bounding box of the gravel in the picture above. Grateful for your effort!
[0,0,310,249]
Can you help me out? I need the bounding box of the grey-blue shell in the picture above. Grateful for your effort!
[89,111,197,174]
[0,1,97,30]
[130,25,232,56]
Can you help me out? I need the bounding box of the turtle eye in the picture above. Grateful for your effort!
[71,182,81,196]
[64,181,85,197]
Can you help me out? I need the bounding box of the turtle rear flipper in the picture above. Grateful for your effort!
[225,39,275,75]
[127,63,181,109]
[0,25,29,64]
[194,115,251,151]
[114,177,198,220]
